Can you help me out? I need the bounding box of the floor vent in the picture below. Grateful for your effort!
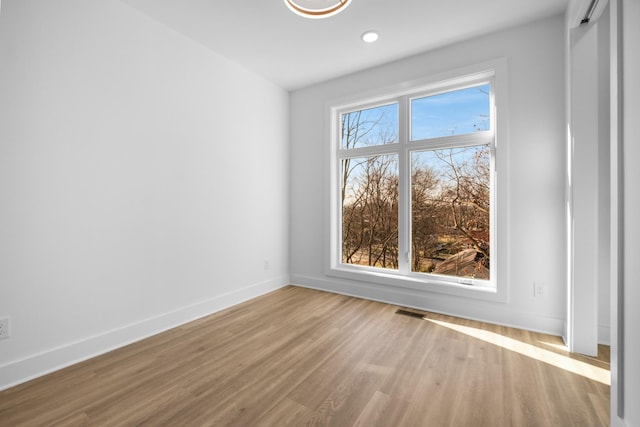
[395,309,426,319]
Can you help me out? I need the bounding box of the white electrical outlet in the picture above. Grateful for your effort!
[534,282,545,297]
[0,316,10,339]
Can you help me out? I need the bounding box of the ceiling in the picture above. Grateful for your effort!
[122,0,569,91]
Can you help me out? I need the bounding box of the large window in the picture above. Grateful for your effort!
[330,69,501,294]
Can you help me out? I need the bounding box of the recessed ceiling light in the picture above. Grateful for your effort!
[284,0,352,19]
[361,31,379,43]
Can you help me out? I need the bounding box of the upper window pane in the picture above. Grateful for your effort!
[341,103,398,149]
[411,84,490,141]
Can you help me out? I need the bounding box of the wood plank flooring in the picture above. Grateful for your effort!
[0,286,610,426]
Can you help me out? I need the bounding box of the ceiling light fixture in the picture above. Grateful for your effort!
[361,31,379,43]
[284,0,352,19]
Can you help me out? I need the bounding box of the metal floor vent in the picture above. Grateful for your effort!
[395,309,426,319]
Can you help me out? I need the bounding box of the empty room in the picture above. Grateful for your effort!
[0,0,638,426]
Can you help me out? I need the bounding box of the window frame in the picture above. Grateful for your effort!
[327,60,508,303]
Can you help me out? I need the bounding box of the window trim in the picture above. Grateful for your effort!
[326,59,509,303]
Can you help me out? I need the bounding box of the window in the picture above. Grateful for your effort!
[329,66,504,298]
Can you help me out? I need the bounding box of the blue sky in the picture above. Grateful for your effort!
[411,84,490,140]
[342,83,490,148]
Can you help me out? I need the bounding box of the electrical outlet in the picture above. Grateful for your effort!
[534,282,545,297]
[263,259,270,270]
[0,317,10,339]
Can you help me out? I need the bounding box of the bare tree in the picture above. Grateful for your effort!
[434,146,490,257]
[411,166,439,272]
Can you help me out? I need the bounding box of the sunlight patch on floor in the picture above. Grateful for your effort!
[425,318,610,386]
[537,340,570,352]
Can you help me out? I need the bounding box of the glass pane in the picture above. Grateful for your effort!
[341,154,399,270]
[341,103,398,149]
[411,84,490,141]
[411,145,490,280]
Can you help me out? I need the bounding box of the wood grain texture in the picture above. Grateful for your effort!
[0,286,610,426]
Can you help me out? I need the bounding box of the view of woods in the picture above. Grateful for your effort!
[340,85,491,280]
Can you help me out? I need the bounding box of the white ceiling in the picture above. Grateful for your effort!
[122,0,569,91]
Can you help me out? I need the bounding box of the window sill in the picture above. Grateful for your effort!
[327,265,507,303]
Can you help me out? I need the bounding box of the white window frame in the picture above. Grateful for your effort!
[327,59,508,303]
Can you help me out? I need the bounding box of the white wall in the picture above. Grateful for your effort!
[0,0,289,389]
[290,15,567,335]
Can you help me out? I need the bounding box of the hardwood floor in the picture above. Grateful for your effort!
[0,286,610,426]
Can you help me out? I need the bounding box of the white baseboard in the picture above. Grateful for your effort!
[290,273,564,337]
[0,277,288,391]
[598,324,611,346]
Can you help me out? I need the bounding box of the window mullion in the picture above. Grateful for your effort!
[397,96,410,274]
[336,144,398,159]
